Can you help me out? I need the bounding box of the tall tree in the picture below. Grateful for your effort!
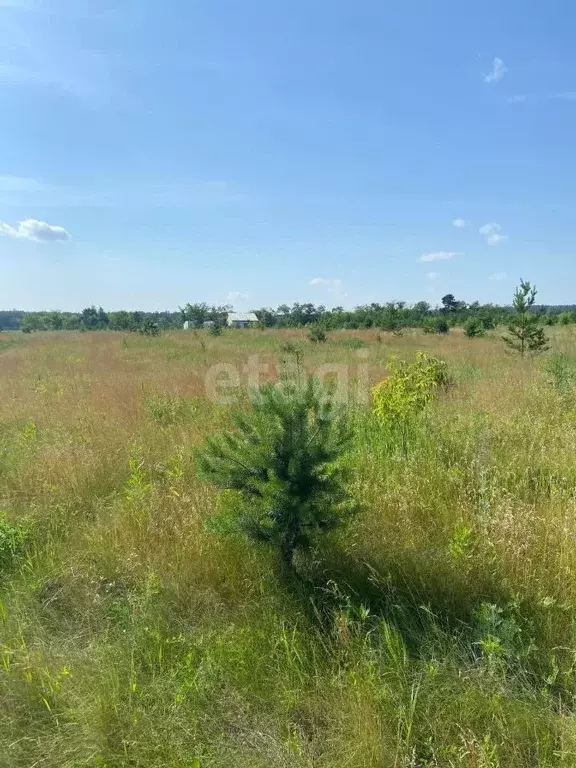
[503,279,549,356]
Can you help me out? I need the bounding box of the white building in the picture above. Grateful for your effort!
[227,312,258,328]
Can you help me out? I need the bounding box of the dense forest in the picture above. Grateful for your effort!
[2,296,576,333]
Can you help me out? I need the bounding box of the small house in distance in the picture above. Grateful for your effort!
[227,312,258,328]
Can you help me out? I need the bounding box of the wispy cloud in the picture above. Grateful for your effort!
[508,94,527,104]
[484,57,507,84]
[0,218,71,242]
[489,272,508,281]
[419,251,459,263]
[310,277,345,294]
[452,218,468,228]
[479,222,508,246]
[427,272,439,280]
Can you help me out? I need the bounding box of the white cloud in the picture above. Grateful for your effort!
[484,57,507,84]
[489,272,508,281]
[508,94,527,104]
[479,222,508,246]
[427,272,439,280]
[310,277,342,293]
[553,92,576,101]
[0,218,71,242]
[452,218,468,228]
[419,251,459,263]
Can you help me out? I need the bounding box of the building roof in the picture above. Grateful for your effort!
[227,312,258,324]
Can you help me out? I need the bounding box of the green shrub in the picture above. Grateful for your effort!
[372,353,450,452]
[138,320,160,336]
[209,324,223,337]
[423,317,449,334]
[463,318,485,338]
[557,311,576,326]
[308,325,327,343]
[198,377,356,571]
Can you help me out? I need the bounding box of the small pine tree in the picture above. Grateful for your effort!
[198,378,356,571]
[463,317,485,338]
[423,317,449,335]
[503,279,549,356]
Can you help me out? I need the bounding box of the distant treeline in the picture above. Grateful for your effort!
[2,296,576,332]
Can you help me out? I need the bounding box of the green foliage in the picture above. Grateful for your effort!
[503,279,549,356]
[557,311,576,326]
[198,378,356,570]
[308,325,327,343]
[209,323,223,337]
[379,302,404,333]
[138,319,160,337]
[180,302,228,327]
[372,353,450,443]
[423,317,450,335]
[0,515,28,571]
[463,317,486,338]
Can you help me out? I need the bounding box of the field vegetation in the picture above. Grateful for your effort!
[2,322,576,766]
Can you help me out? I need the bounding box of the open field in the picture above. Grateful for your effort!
[3,327,576,767]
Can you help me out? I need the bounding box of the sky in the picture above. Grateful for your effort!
[0,0,576,311]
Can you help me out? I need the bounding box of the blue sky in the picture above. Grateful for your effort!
[0,0,575,311]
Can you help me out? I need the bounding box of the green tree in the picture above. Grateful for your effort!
[464,317,485,338]
[198,378,356,571]
[503,279,549,356]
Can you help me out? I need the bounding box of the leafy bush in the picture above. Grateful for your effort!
[463,318,486,338]
[308,325,327,343]
[198,377,356,571]
[423,317,449,334]
[138,320,160,337]
[209,324,223,337]
[372,353,450,452]
[557,311,576,326]
[479,314,497,330]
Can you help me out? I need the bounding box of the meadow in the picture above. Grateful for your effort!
[2,326,576,767]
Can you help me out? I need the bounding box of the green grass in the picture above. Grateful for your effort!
[2,328,576,766]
